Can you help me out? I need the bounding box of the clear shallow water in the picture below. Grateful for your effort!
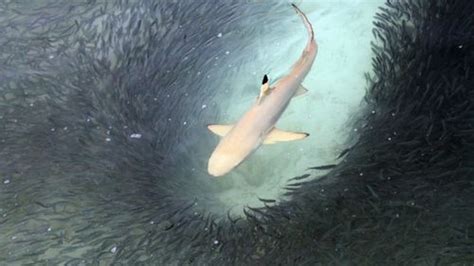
[168,0,385,215]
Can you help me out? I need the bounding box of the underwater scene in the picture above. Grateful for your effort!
[0,0,473,265]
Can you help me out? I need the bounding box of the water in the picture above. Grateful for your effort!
[197,0,382,214]
[0,0,473,265]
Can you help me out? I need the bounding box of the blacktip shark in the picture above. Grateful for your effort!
[207,4,318,177]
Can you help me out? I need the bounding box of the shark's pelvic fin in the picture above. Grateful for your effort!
[263,128,309,144]
[257,74,272,104]
[207,124,234,137]
[294,84,308,97]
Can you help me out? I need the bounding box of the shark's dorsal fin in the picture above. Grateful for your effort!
[257,74,272,104]
[262,74,269,85]
[207,124,234,137]
[263,127,309,144]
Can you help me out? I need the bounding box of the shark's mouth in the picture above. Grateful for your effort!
[0,0,473,265]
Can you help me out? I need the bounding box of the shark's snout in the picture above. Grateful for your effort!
[207,151,241,177]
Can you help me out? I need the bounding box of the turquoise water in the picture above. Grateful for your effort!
[196,0,383,214]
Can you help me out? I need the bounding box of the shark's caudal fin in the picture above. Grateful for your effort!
[263,128,309,144]
[207,124,233,137]
[291,4,314,41]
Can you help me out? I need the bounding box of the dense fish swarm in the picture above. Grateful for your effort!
[0,0,473,265]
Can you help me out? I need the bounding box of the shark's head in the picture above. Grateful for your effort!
[207,149,242,177]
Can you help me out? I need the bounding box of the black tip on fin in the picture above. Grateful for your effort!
[262,74,268,85]
[291,3,297,8]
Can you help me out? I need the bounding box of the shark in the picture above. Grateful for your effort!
[207,4,318,177]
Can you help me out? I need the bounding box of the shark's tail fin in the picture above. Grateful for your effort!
[291,3,314,40]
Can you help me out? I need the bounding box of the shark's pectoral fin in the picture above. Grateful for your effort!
[207,124,234,137]
[263,128,309,144]
[294,84,308,97]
